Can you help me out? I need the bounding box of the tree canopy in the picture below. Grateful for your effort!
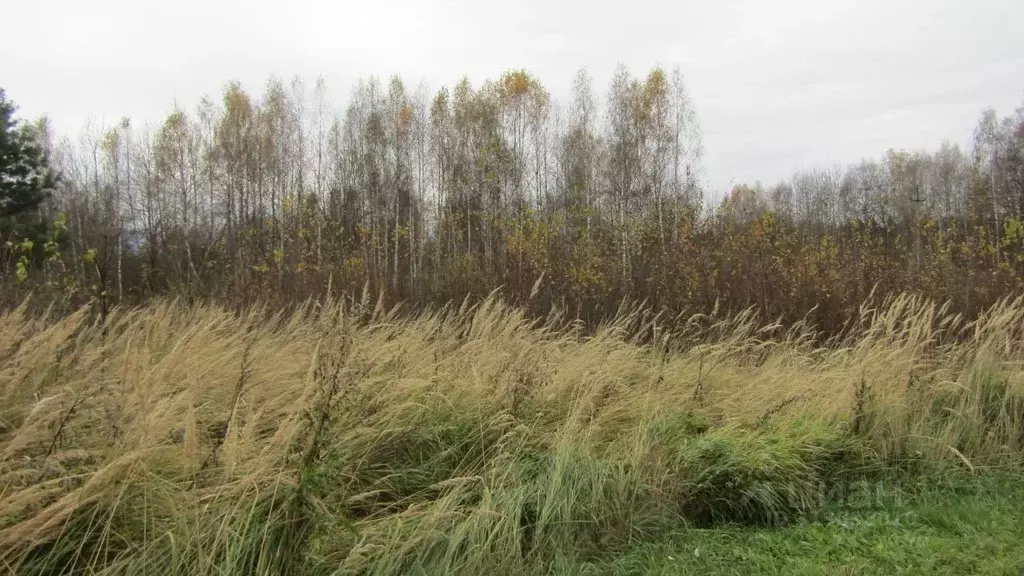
[2,70,1024,335]
[0,88,55,218]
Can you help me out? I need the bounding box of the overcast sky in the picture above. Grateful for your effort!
[3,0,1023,193]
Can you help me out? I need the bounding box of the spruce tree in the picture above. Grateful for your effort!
[0,88,55,217]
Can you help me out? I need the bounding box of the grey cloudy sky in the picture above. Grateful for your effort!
[4,0,1023,192]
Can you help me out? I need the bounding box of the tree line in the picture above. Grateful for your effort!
[2,68,1023,333]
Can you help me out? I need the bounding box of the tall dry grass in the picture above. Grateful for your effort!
[2,291,1023,574]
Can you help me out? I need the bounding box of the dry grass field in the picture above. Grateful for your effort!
[3,292,1024,575]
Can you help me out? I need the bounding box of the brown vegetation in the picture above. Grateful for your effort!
[2,292,1024,573]
[3,69,1024,332]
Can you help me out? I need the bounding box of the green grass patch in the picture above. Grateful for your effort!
[659,418,864,526]
[571,472,1024,575]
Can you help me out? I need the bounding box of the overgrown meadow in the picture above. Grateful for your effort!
[3,291,1024,575]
